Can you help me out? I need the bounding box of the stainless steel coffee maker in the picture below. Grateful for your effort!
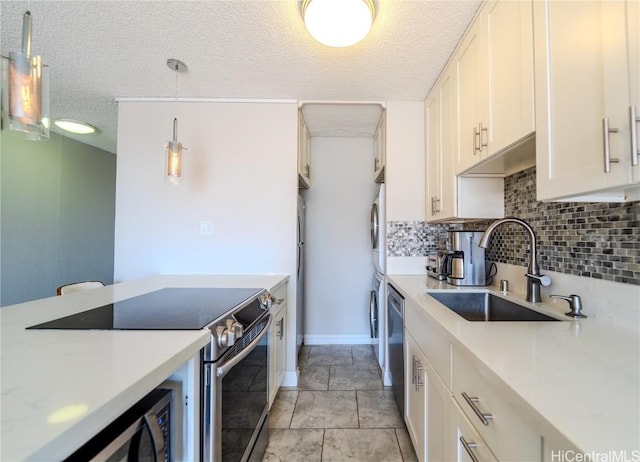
[443,231,487,286]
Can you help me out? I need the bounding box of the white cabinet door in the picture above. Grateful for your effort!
[455,18,485,175]
[483,0,534,156]
[298,111,311,188]
[425,91,440,222]
[268,303,286,407]
[439,71,457,220]
[405,330,450,462]
[534,0,634,200]
[426,69,457,222]
[424,352,448,462]
[405,333,426,461]
[629,0,640,182]
[374,112,386,182]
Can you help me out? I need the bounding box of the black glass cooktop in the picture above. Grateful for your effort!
[27,288,264,330]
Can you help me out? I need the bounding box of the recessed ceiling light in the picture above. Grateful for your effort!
[54,119,96,135]
[302,0,375,48]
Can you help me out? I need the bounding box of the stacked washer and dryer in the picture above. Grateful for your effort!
[370,184,392,386]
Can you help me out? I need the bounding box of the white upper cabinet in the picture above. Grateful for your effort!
[374,111,386,183]
[454,18,485,175]
[426,73,457,222]
[455,0,535,176]
[298,110,311,189]
[630,0,640,183]
[534,0,640,201]
[426,60,504,223]
[483,0,535,156]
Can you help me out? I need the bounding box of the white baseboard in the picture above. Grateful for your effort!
[281,371,299,387]
[303,335,375,345]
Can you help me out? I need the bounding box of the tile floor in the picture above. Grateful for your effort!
[262,345,418,462]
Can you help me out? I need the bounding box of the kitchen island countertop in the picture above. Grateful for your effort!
[0,274,288,461]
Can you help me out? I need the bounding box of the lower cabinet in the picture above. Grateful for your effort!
[268,285,287,407]
[405,330,449,462]
[404,306,543,462]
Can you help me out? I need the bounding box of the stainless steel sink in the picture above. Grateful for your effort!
[427,292,560,322]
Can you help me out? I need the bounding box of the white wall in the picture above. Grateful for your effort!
[303,137,377,343]
[114,100,299,372]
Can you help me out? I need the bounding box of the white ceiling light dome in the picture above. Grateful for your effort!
[54,118,96,134]
[302,0,375,48]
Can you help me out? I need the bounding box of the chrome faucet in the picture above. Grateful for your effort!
[479,218,550,303]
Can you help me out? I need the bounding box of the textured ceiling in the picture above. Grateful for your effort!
[0,0,481,153]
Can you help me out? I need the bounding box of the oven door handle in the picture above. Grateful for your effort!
[143,410,166,462]
[216,314,272,379]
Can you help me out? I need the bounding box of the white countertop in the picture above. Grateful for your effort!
[0,274,288,461]
[387,275,640,455]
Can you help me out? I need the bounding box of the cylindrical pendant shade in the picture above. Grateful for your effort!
[2,51,49,140]
[1,11,49,140]
[166,140,183,185]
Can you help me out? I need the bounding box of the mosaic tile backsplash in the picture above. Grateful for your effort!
[387,167,640,286]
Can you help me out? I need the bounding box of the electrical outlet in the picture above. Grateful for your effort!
[199,220,214,236]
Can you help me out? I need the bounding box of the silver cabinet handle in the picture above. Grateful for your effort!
[461,392,493,426]
[479,122,488,151]
[374,157,379,172]
[411,355,417,386]
[416,361,424,391]
[279,318,284,339]
[603,117,620,173]
[460,436,480,462]
[473,127,480,154]
[143,411,166,462]
[631,106,639,167]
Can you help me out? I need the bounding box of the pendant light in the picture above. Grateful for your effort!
[302,0,375,48]
[165,59,187,186]
[1,10,50,140]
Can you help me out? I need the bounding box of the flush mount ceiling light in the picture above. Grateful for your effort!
[302,0,375,48]
[165,58,188,186]
[1,10,50,140]
[54,119,96,135]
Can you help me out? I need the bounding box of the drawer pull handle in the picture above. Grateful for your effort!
[462,392,493,426]
[460,436,480,462]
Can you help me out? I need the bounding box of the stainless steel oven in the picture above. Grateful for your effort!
[202,293,272,462]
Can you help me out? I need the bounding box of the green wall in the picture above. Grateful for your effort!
[0,131,116,306]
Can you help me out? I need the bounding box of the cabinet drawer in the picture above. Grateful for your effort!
[405,299,451,390]
[452,348,541,461]
[270,283,287,316]
[451,399,498,462]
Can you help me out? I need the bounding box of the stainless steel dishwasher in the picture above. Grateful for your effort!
[387,283,404,416]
